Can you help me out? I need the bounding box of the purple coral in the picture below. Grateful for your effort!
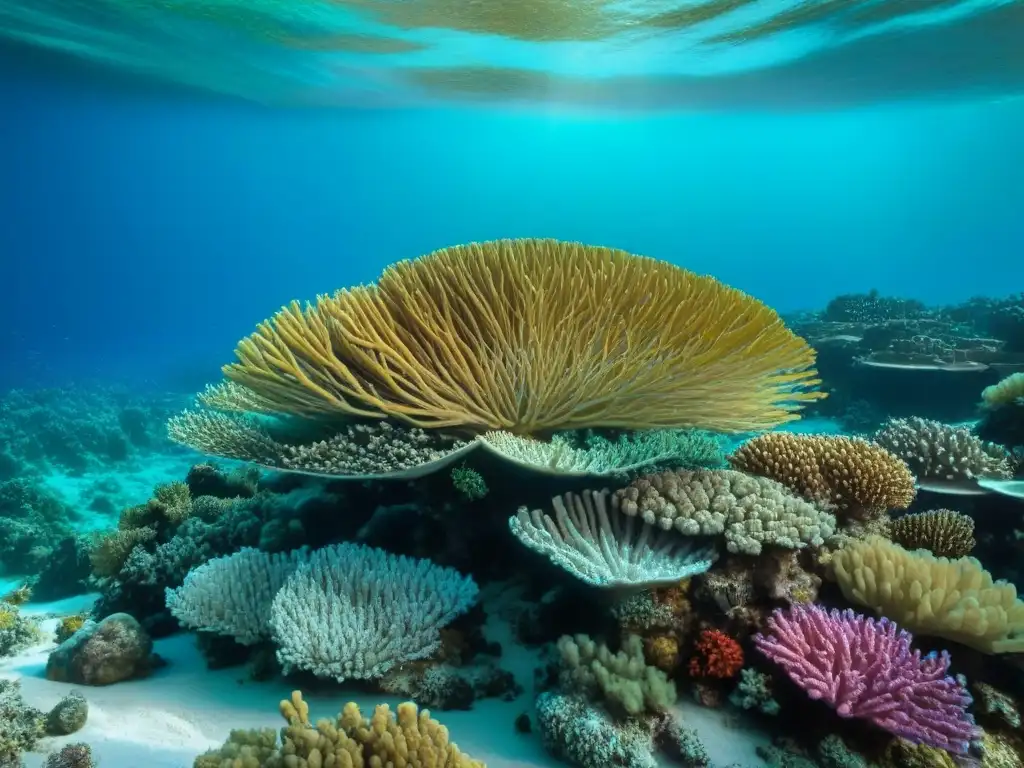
[753,604,978,754]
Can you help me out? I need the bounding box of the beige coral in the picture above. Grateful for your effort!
[831,535,1024,654]
[982,372,1024,410]
[195,691,484,768]
[557,634,677,716]
[612,468,836,555]
[728,432,915,518]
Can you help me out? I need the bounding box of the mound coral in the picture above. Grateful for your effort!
[612,468,836,555]
[728,432,915,518]
[212,239,823,434]
[754,604,977,754]
[889,509,976,558]
[830,536,1024,653]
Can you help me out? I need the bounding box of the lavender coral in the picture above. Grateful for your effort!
[753,604,977,755]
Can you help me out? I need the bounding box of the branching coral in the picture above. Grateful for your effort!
[728,432,915,518]
[889,509,976,558]
[754,604,977,754]
[510,489,717,589]
[612,468,836,555]
[557,633,677,716]
[269,542,479,681]
[195,691,485,768]
[873,417,1016,490]
[831,535,1024,653]
[216,239,823,434]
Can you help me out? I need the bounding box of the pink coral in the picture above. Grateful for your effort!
[753,604,977,755]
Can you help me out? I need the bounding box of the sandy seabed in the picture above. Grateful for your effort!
[1,593,772,768]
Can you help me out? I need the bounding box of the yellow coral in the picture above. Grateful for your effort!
[831,535,1024,653]
[1,584,32,606]
[56,614,88,644]
[728,432,916,517]
[0,605,17,631]
[220,239,823,434]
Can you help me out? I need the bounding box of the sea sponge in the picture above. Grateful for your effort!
[889,509,976,558]
[613,468,836,555]
[557,634,677,716]
[873,417,1015,488]
[214,238,824,434]
[728,432,915,518]
[830,535,1024,653]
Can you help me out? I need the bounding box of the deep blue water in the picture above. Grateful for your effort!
[3,37,1024,393]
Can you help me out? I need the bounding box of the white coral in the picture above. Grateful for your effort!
[269,542,478,682]
[165,547,310,644]
[511,489,717,588]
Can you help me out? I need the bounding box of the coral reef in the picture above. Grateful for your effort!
[889,509,977,557]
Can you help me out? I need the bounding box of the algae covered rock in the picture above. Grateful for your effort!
[46,612,156,685]
[46,691,89,735]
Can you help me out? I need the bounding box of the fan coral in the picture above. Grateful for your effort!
[830,536,1024,654]
[728,432,915,518]
[613,468,836,555]
[754,604,977,754]
[510,489,717,589]
[216,239,823,434]
[873,417,1015,490]
[688,629,743,678]
[889,509,976,558]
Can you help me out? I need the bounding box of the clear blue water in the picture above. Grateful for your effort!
[1,0,1022,393]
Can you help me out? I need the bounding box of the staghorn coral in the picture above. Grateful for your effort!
[873,417,1016,490]
[613,468,836,555]
[217,239,823,434]
[688,629,743,679]
[511,489,717,589]
[831,535,1024,653]
[195,691,485,768]
[557,633,677,716]
[728,432,915,518]
[889,509,976,558]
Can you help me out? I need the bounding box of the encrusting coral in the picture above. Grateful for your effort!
[211,238,824,434]
[195,690,485,767]
[830,535,1024,653]
[889,509,976,558]
[728,432,916,518]
[612,468,836,555]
